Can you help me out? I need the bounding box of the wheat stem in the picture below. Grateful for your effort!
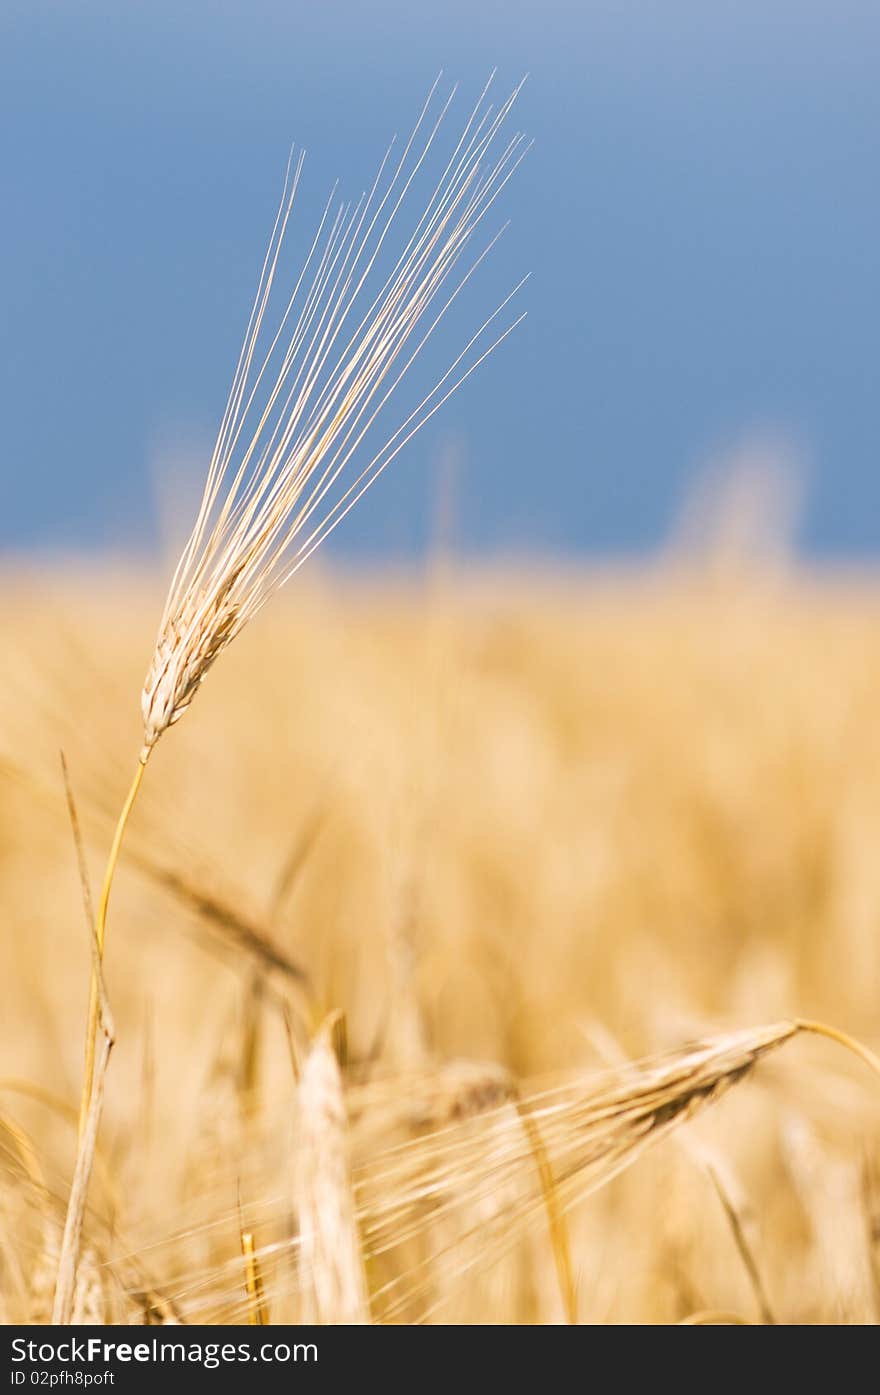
[794,1018,880,1081]
[77,753,148,1138]
[54,755,118,1323]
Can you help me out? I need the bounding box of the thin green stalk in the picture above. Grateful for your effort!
[77,752,148,1137]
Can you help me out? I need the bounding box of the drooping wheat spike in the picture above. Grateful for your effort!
[75,75,527,1140]
[102,1017,879,1323]
[355,1023,799,1321]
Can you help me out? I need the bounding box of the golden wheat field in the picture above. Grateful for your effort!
[1,559,879,1324]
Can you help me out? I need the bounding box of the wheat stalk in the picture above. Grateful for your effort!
[66,75,526,1226]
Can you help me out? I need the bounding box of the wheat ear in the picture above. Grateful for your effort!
[295,1019,370,1324]
[72,76,526,1152]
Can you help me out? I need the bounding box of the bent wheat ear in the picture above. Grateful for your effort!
[142,75,528,749]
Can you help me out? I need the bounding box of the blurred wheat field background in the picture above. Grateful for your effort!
[2,558,879,1323]
[4,5,879,1332]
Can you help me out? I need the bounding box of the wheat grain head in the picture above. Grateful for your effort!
[141,76,528,750]
[295,1018,370,1324]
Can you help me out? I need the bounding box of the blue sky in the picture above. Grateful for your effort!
[2,1,879,560]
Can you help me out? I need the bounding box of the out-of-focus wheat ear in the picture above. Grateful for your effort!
[703,1156,775,1324]
[356,1022,804,1323]
[0,756,309,992]
[126,851,309,988]
[294,1016,370,1324]
[782,1114,877,1323]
